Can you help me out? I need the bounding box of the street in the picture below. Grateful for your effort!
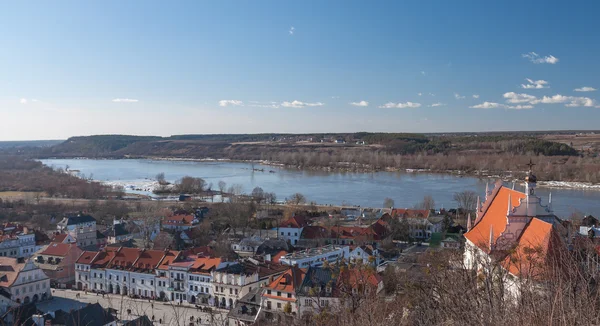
[37,289,229,326]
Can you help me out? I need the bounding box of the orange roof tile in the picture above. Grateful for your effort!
[0,257,25,287]
[502,218,557,278]
[271,250,288,263]
[464,186,526,251]
[163,214,194,226]
[132,249,166,271]
[158,250,181,270]
[279,216,309,228]
[191,257,222,275]
[265,266,306,293]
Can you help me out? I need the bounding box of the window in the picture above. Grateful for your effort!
[277,302,281,308]
[151,280,154,286]
[287,232,290,236]
[141,280,144,285]
[116,276,119,281]
[287,293,292,298]
[267,290,271,295]
[132,279,135,283]
[124,276,126,282]
[229,288,233,294]
[235,289,238,295]
[294,233,298,236]
[266,301,271,310]
[94,273,97,278]
[281,232,284,236]
[190,285,194,291]
[305,299,312,305]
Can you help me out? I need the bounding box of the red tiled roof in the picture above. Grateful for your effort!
[51,233,68,243]
[501,218,558,278]
[40,242,74,257]
[465,186,526,252]
[107,248,141,269]
[131,249,167,271]
[336,267,382,294]
[90,249,117,268]
[279,216,309,228]
[191,257,222,275]
[158,250,181,270]
[265,266,306,293]
[76,251,99,265]
[183,246,214,258]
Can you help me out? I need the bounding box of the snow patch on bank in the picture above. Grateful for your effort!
[538,181,600,190]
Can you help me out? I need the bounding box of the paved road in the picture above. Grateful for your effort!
[37,289,229,326]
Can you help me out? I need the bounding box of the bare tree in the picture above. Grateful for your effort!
[251,186,265,204]
[453,190,477,212]
[288,193,307,207]
[415,195,435,211]
[383,197,395,209]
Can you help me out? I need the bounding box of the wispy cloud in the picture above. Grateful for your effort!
[521,78,549,89]
[281,100,324,108]
[331,96,340,99]
[454,93,465,100]
[574,86,597,92]
[472,94,480,99]
[349,101,369,107]
[218,100,243,107]
[522,52,559,64]
[470,102,533,110]
[378,102,421,109]
[417,93,422,96]
[20,98,28,104]
[420,71,426,76]
[429,102,446,107]
[248,101,280,109]
[112,98,139,103]
[289,26,295,35]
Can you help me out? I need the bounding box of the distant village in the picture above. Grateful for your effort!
[0,165,595,326]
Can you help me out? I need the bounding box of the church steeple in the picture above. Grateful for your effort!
[525,158,537,196]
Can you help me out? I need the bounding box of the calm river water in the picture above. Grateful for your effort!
[41,159,600,218]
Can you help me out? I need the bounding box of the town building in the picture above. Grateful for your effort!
[279,245,350,268]
[299,218,390,248]
[278,216,309,245]
[212,258,288,309]
[349,245,381,266]
[0,257,51,305]
[33,242,83,288]
[0,224,39,259]
[262,266,306,317]
[56,214,98,248]
[162,214,198,231]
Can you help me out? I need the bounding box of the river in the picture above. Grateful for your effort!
[40,159,600,218]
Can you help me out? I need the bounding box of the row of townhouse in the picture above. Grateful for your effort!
[74,247,287,308]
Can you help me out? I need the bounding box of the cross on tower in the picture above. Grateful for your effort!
[526,159,535,171]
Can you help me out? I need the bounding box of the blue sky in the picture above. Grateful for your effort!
[1,0,599,140]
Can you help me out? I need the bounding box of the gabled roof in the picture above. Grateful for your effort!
[190,257,222,275]
[502,218,560,279]
[336,266,382,294]
[51,233,69,243]
[130,249,166,272]
[40,242,76,257]
[264,266,306,295]
[464,186,526,252]
[157,250,181,270]
[279,215,309,228]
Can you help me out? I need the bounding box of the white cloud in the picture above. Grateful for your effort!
[349,101,369,107]
[472,94,480,99]
[421,71,426,76]
[417,93,422,96]
[218,100,243,107]
[536,94,596,107]
[574,86,597,92]
[470,102,533,110]
[281,100,324,108]
[521,78,549,89]
[503,92,537,104]
[454,93,465,100]
[248,102,280,109]
[522,52,559,64]
[503,92,597,108]
[429,102,445,107]
[378,101,421,109]
[289,26,295,35]
[331,96,340,99]
[20,98,28,104]
[112,98,139,103]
